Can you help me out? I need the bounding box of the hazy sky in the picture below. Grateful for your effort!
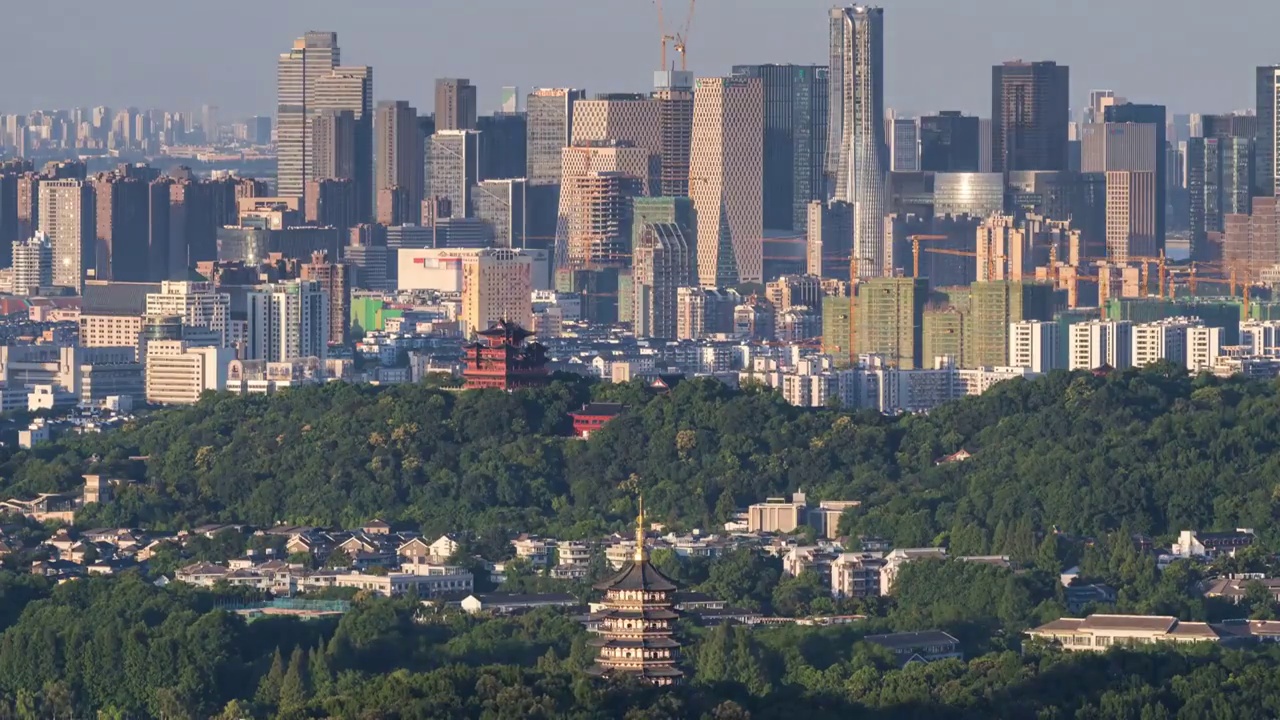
[4,0,1275,119]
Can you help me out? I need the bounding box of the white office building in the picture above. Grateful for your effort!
[11,232,53,296]
[144,281,231,345]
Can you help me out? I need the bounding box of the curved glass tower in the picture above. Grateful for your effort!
[827,6,888,279]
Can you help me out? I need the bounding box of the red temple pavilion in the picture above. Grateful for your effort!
[586,498,684,685]
[462,320,550,390]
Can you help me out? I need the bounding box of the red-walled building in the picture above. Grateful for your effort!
[462,320,550,390]
[569,403,625,438]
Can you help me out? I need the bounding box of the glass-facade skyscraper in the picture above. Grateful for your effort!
[731,64,829,233]
[827,5,888,279]
[277,32,339,202]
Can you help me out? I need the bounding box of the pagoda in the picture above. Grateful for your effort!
[461,320,550,390]
[587,499,684,685]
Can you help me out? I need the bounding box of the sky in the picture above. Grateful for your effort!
[2,0,1276,119]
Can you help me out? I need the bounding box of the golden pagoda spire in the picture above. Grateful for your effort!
[634,495,647,563]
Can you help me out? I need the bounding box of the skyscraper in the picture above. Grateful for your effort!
[1105,170,1159,261]
[828,6,888,279]
[313,66,373,222]
[311,110,357,183]
[428,130,481,218]
[246,280,329,362]
[991,60,1070,172]
[375,100,424,225]
[92,171,170,282]
[653,71,695,197]
[688,76,764,286]
[526,88,586,243]
[1104,103,1167,255]
[920,112,981,172]
[890,117,920,172]
[731,64,829,232]
[633,222,693,338]
[473,178,527,249]
[435,78,478,131]
[476,113,528,180]
[571,93,663,189]
[276,31,339,202]
[1256,66,1280,198]
[555,143,653,268]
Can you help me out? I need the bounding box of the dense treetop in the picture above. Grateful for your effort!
[2,363,1278,552]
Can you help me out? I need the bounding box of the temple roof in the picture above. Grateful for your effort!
[587,636,681,649]
[590,607,680,621]
[593,559,678,592]
[477,319,535,340]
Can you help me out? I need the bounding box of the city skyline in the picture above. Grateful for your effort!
[4,0,1277,118]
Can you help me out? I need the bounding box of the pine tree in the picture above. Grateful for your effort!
[278,646,308,714]
[254,647,285,708]
[309,642,332,698]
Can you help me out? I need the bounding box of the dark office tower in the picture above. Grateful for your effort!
[1188,137,1254,256]
[375,101,424,225]
[890,118,920,172]
[731,64,829,232]
[435,78,478,131]
[0,170,18,258]
[1257,66,1280,197]
[428,130,481,217]
[476,112,528,180]
[1201,113,1259,141]
[920,111,981,172]
[527,88,587,242]
[277,31,340,202]
[312,110,357,183]
[828,6,888,278]
[305,178,359,232]
[16,173,40,240]
[991,60,1070,172]
[1104,103,1167,254]
[92,172,170,281]
[314,66,373,222]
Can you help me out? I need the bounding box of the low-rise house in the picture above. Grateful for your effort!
[1064,584,1118,614]
[175,562,231,585]
[1203,576,1280,604]
[864,630,962,666]
[880,548,947,596]
[460,592,579,615]
[45,528,77,555]
[674,592,727,611]
[397,537,433,563]
[428,534,460,561]
[551,541,593,580]
[684,606,761,626]
[1026,614,1227,651]
[0,492,80,523]
[1171,529,1256,560]
[512,535,551,567]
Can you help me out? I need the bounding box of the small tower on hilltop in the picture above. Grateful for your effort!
[586,498,684,685]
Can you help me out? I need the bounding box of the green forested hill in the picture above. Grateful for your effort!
[4,363,1279,551]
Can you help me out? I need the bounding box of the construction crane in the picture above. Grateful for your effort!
[909,234,948,279]
[924,247,998,284]
[1128,253,1167,299]
[653,0,696,71]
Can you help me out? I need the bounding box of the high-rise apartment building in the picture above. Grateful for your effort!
[246,279,329,362]
[964,281,1057,368]
[435,78,478,131]
[1256,66,1280,197]
[676,287,740,340]
[313,66,373,222]
[731,64,829,232]
[374,100,424,225]
[806,200,854,280]
[92,172,170,282]
[851,277,926,369]
[633,222,693,339]
[991,60,1070,172]
[37,179,94,291]
[428,130,481,218]
[276,31,339,202]
[828,6,888,277]
[11,232,52,295]
[1105,170,1159,261]
[920,111,981,172]
[461,248,533,337]
[144,281,231,346]
[1069,320,1133,370]
[300,251,351,345]
[1008,320,1060,372]
[689,75,765,286]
